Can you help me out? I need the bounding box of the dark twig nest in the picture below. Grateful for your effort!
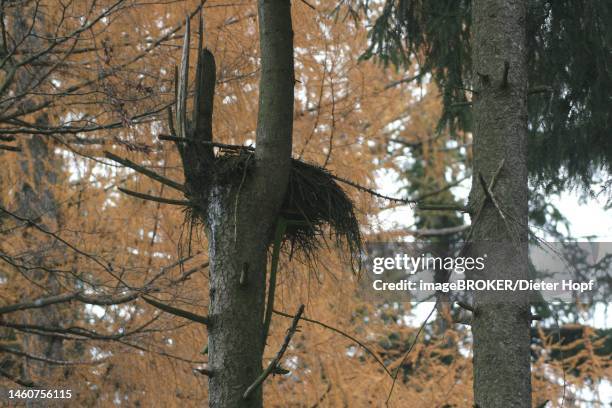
[210,150,363,269]
[283,159,362,267]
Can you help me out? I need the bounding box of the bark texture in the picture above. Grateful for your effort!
[10,6,65,387]
[467,0,532,407]
[205,2,294,407]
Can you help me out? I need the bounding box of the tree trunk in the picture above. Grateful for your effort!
[205,1,294,407]
[16,136,64,381]
[468,0,532,407]
[9,6,65,387]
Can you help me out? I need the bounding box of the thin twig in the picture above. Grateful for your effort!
[331,175,416,205]
[407,224,470,237]
[310,383,332,408]
[323,64,336,167]
[417,204,468,212]
[300,0,316,10]
[411,176,469,202]
[141,295,209,326]
[450,101,473,108]
[104,151,185,192]
[244,305,305,400]
[118,187,191,206]
[262,219,289,345]
[159,134,254,151]
[0,344,107,366]
[384,73,426,90]
[0,143,20,151]
[386,301,437,405]
[0,205,131,287]
[0,367,37,388]
[0,291,138,314]
[478,171,518,245]
[462,159,505,246]
[273,309,392,378]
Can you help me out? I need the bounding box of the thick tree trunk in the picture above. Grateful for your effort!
[206,188,270,407]
[205,2,294,407]
[16,136,64,384]
[9,6,65,386]
[468,0,532,407]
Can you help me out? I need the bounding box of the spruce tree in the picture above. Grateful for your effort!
[356,0,611,190]
[342,0,610,406]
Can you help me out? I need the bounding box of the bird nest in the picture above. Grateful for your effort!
[211,150,363,269]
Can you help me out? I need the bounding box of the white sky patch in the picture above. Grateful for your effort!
[547,192,612,240]
[374,163,611,240]
[373,166,415,232]
[86,304,107,319]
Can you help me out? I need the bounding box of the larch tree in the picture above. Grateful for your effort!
[153,2,295,406]
[0,0,201,398]
[187,2,296,406]
[8,3,65,384]
[2,1,395,404]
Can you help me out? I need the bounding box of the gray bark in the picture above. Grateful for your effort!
[16,136,64,382]
[205,1,294,407]
[468,0,532,407]
[7,6,65,386]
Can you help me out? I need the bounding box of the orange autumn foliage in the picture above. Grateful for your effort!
[0,1,608,407]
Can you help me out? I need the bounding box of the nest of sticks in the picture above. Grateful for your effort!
[210,149,363,268]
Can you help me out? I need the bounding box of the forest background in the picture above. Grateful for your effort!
[0,0,609,406]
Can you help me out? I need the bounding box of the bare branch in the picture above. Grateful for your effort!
[300,0,316,10]
[104,151,185,193]
[462,159,505,245]
[407,224,470,237]
[386,302,437,404]
[158,135,252,152]
[0,367,37,388]
[141,295,209,326]
[193,367,214,377]
[331,174,417,205]
[0,101,173,136]
[0,143,19,151]
[273,309,392,378]
[417,204,468,212]
[0,291,138,314]
[0,4,205,127]
[117,187,191,206]
[384,73,425,90]
[0,204,129,286]
[478,169,517,243]
[0,292,77,314]
[176,14,190,140]
[0,345,107,366]
[244,305,305,400]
